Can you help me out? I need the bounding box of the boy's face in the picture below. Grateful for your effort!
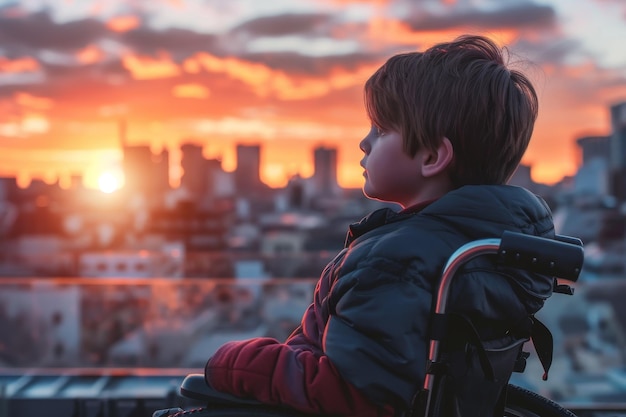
[359,126,426,208]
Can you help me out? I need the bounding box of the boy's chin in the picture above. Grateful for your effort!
[362,187,387,203]
[361,184,374,200]
[362,187,404,208]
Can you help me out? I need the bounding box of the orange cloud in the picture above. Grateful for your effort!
[172,83,210,99]
[0,112,50,138]
[107,15,140,32]
[0,93,53,138]
[122,52,181,80]
[183,59,202,74]
[14,92,54,110]
[0,56,39,73]
[76,45,104,64]
[185,52,376,101]
[187,53,275,95]
[328,65,381,89]
[20,113,50,134]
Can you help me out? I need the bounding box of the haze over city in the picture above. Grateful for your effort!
[0,0,625,191]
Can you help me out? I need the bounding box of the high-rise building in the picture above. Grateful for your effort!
[610,101,626,170]
[313,146,338,196]
[119,121,169,200]
[609,101,626,201]
[574,135,612,199]
[122,145,169,197]
[180,143,206,196]
[235,144,262,193]
[576,135,611,166]
[180,143,226,199]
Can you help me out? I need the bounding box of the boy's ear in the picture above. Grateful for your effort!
[421,137,454,178]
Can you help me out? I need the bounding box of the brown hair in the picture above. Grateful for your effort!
[364,34,538,186]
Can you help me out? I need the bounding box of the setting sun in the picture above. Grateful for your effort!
[97,171,122,193]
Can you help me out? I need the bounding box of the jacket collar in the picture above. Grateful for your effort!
[344,199,437,247]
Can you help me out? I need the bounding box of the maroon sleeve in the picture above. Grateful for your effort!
[205,337,393,417]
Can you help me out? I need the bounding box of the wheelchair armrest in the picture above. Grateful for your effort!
[498,231,584,282]
[180,374,262,405]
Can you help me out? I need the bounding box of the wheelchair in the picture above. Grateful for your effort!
[154,231,584,417]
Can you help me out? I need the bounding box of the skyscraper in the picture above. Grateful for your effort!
[576,135,611,166]
[313,146,338,196]
[119,120,169,200]
[235,144,261,194]
[609,101,626,201]
[180,143,206,196]
[122,145,169,197]
[180,143,226,199]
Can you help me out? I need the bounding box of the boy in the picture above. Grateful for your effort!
[204,35,554,416]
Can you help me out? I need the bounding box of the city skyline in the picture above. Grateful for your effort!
[0,0,625,190]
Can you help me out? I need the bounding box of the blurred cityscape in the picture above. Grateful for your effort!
[1,100,626,416]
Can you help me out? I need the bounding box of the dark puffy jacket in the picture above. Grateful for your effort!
[205,185,555,416]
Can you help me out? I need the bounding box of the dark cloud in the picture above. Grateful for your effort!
[0,10,107,54]
[405,3,557,31]
[45,59,129,84]
[0,8,219,62]
[239,50,380,75]
[0,58,129,99]
[231,12,335,37]
[225,13,385,74]
[121,27,220,59]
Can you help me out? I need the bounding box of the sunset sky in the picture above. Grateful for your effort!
[0,0,625,190]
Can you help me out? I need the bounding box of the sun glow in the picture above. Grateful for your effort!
[98,171,122,193]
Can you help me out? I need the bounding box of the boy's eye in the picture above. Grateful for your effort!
[374,126,385,136]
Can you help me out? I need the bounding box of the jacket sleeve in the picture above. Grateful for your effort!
[323,262,433,409]
[205,337,391,416]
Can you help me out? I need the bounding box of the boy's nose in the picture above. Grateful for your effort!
[359,137,370,154]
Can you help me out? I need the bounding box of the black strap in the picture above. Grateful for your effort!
[444,313,496,381]
[456,314,496,381]
[529,316,553,380]
[425,313,496,380]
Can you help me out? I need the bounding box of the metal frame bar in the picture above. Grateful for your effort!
[422,238,502,417]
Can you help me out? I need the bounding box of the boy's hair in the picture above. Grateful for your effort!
[364,34,538,186]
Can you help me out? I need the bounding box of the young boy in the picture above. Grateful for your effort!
[204,35,554,417]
